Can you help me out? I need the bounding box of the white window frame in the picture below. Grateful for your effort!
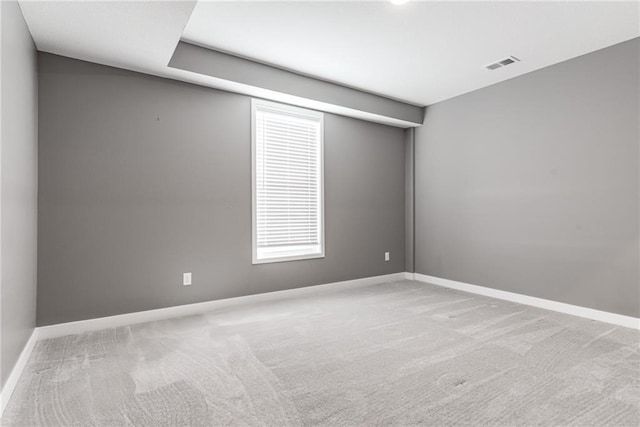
[251,99,325,264]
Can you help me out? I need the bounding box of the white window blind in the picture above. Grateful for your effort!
[252,100,324,263]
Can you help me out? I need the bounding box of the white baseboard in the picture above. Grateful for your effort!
[37,272,407,340]
[413,273,640,330]
[1,328,39,416]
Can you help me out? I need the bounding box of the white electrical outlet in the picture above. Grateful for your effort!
[183,272,192,286]
[385,252,390,262]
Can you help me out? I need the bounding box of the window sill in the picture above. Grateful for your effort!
[253,249,325,265]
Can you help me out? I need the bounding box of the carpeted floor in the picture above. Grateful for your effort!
[3,279,639,426]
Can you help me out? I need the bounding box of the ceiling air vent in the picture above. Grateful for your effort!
[485,56,520,70]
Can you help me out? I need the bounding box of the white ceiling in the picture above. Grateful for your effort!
[19,0,197,78]
[18,0,640,113]
[183,0,640,105]
[18,0,417,126]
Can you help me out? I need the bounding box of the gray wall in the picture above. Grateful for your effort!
[37,53,406,326]
[1,0,38,387]
[415,38,639,317]
[404,128,414,273]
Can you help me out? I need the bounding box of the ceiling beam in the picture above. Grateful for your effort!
[169,41,424,128]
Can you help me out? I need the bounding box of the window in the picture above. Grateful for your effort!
[252,99,324,264]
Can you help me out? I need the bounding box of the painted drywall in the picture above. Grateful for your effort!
[169,42,424,126]
[37,53,406,326]
[404,128,414,273]
[1,0,38,387]
[415,38,639,317]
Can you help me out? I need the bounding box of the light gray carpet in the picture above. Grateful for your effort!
[3,280,639,426]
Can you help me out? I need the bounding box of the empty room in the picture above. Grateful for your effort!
[1,0,639,425]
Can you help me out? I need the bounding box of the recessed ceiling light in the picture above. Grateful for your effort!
[389,0,410,5]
